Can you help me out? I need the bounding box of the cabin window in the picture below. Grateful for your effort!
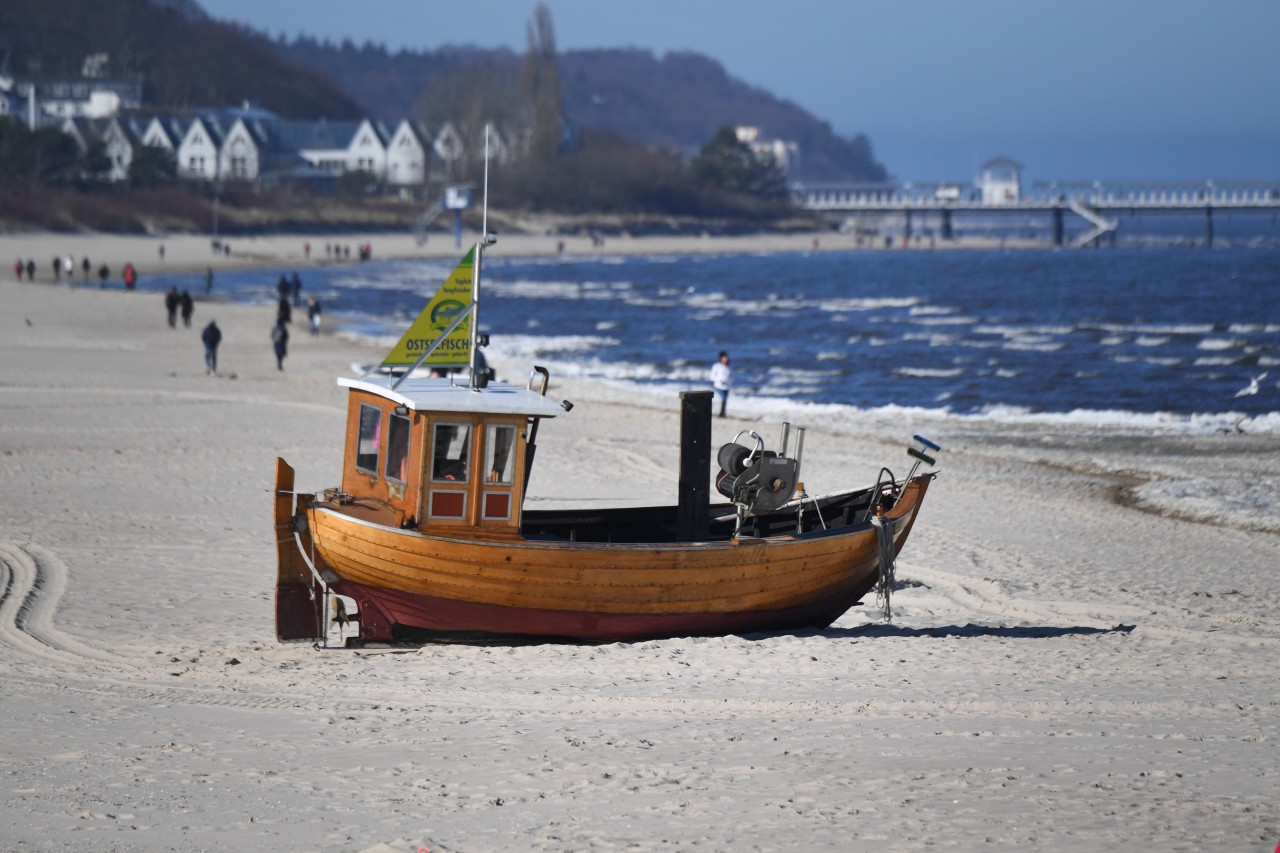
[431,423,470,483]
[485,424,516,484]
[355,404,381,474]
[384,412,411,482]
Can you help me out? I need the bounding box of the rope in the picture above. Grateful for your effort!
[870,514,897,622]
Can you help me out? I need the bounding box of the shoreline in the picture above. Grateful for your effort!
[1,228,1057,281]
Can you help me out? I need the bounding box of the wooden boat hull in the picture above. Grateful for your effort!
[297,475,932,642]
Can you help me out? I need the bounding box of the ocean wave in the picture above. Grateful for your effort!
[894,367,965,378]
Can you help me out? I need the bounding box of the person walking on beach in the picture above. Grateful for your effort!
[710,351,732,418]
[203,266,214,296]
[180,290,194,328]
[277,293,292,326]
[26,259,35,281]
[13,259,21,281]
[123,262,137,290]
[307,295,322,337]
[291,271,302,307]
[165,286,180,328]
[272,319,289,371]
[97,263,109,288]
[202,319,222,376]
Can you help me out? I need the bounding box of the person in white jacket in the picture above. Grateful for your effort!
[710,351,732,418]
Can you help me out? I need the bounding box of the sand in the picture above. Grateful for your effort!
[1,250,1278,852]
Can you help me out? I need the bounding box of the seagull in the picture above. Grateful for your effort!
[1233,371,1268,398]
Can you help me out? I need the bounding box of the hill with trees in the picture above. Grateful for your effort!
[274,37,887,184]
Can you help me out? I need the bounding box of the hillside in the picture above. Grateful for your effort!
[274,38,887,183]
[0,0,363,120]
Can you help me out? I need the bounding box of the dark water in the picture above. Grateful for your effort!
[152,246,1280,421]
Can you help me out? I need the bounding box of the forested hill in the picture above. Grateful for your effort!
[275,38,888,183]
[0,0,363,120]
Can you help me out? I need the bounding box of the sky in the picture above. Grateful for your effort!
[197,0,1280,184]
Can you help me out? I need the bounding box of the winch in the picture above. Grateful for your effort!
[715,424,804,518]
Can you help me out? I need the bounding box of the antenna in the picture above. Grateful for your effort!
[482,123,491,240]
[467,122,494,391]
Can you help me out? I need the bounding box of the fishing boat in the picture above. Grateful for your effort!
[273,147,937,644]
[273,240,938,644]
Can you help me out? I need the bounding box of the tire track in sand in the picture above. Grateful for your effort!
[0,541,120,665]
[0,540,369,714]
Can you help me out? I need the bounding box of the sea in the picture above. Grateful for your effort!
[154,240,1280,435]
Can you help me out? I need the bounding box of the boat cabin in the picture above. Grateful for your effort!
[333,372,566,537]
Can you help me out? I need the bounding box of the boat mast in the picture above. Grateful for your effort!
[468,124,494,391]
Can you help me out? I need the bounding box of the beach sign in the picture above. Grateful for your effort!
[380,248,474,369]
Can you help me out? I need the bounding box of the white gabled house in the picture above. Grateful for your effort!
[177,115,224,180]
[431,121,466,181]
[100,117,141,182]
[219,118,262,180]
[142,115,187,151]
[384,119,429,187]
[347,119,387,175]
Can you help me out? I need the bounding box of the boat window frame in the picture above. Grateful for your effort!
[384,411,412,483]
[483,423,517,485]
[430,421,472,484]
[354,403,382,476]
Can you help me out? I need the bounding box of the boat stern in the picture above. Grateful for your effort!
[274,457,323,641]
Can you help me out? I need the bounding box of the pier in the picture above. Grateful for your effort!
[795,171,1280,247]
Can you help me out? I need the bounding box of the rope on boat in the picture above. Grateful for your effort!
[870,514,896,622]
[292,530,333,648]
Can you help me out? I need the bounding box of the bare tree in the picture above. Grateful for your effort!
[520,3,563,162]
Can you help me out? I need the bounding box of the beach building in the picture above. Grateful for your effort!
[177,115,226,181]
[979,156,1022,205]
[432,121,467,181]
[19,97,494,193]
[384,119,431,189]
[0,75,140,124]
[736,125,799,174]
[141,115,188,151]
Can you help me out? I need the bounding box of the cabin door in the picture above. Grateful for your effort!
[420,418,523,532]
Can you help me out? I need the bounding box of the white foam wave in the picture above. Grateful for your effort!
[895,367,964,378]
[1092,323,1216,335]
[910,315,980,326]
[1197,337,1241,351]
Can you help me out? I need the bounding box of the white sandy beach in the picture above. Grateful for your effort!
[2,259,1279,850]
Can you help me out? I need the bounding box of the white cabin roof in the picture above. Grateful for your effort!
[339,374,567,418]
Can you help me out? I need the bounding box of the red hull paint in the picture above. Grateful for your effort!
[275,581,323,641]
[331,576,877,643]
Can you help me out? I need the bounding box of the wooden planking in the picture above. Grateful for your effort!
[274,458,312,586]
[307,494,904,614]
